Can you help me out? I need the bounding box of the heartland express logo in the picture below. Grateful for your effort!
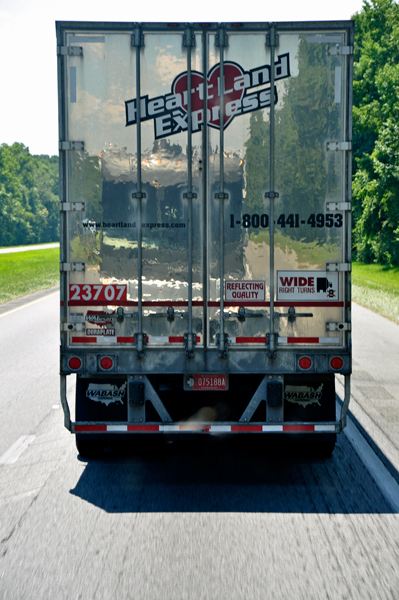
[125,54,290,139]
[86,382,126,406]
[284,384,323,408]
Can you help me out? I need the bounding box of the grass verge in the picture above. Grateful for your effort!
[0,247,59,305]
[352,262,399,324]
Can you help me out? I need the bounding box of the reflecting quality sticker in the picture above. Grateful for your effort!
[277,271,339,301]
[225,281,265,302]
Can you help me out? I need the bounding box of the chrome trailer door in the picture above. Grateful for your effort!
[206,26,352,357]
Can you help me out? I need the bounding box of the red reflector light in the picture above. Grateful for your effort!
[100,356,113,370]
[68,357,82,370]
[331,357,343,370]
[299,356,312,370]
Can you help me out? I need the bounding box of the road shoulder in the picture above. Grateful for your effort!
[0,286,60,317]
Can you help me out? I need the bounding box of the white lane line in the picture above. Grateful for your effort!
[0,243,59,254]
[0,291,59,319]
[343,414,399,512]
[0,436,36,465]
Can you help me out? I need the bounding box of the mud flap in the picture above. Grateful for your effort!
[75,376,128,446]
[284,374,336,423]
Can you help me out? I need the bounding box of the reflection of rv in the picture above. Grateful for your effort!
[100,140,189,239]
[99,142,193,279]
[99,143,246,280]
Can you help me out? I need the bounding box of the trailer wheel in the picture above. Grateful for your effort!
[76,437,105,459]
[311,436,336,458]
[292,434,336,458]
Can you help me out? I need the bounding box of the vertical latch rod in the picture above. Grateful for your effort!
[266,24,279,355]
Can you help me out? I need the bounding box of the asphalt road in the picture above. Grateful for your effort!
[0,290,398,599]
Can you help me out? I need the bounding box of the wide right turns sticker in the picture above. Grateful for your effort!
[277,271,339,301]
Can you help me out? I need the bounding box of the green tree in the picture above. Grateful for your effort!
[274,37,340,243]
[353,118,399,263]
[0,143,59,247]
[244,37,342,247]
[244,111,269,214]
[352,0,399,265]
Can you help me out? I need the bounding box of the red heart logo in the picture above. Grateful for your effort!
[172,62,245,131]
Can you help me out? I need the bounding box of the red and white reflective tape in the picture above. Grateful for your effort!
[72,336,134,344]
[278,337,340,345]
[75,423,336,433]
[71,336,201,344]
[228,337,267,344]
[72,335,337,345]
[148,336,201,344]
[227,337,340,345]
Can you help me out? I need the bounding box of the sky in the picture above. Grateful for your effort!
[0,0,365,156]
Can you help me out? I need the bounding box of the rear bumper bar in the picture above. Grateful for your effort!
[61,374,351,435]
[73,422,339,434]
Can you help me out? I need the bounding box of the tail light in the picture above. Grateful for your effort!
[298,356,312,370]
[100,356,114,370]
[330,357,344,370]
[68,357,82,370]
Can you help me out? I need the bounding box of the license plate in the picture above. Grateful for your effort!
[191,374,227,391]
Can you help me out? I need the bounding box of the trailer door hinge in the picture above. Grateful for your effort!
[266,29,279,47]
[57,46,83,56]
[328,45,353,56]
[326,322,351,332]
[60,202,85,212]
[216,333,229,358]
[60,262,85,272]
[216,27,228,47]
[326,141,352,152]
[326,201,351,211]
[184,332,196,358]
[60,323,85,332]
[131,27,144,47]
[183,27,196,47]
[59,141,84,151]
[134,332,146,358]
[326,263,351,272]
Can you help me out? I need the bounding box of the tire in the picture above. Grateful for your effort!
[310,440,336,458]
[288,434,336,459]
[309,435,336,458]
[76,437,105,459]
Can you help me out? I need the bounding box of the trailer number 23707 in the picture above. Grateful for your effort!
[69,284,127,303]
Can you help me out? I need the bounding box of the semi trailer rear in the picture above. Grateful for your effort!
[57,20,353,457]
